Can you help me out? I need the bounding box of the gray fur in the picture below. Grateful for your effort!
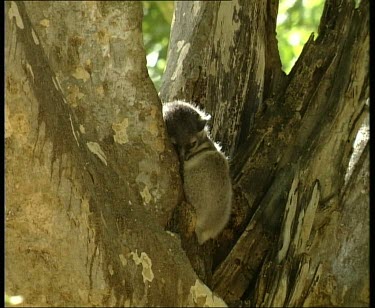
[162,101,232,244]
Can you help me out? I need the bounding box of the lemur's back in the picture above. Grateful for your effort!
[162,101,232,244]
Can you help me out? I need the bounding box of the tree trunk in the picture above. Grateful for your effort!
[5,1,224,306]
[6,0,369,307]
[161,0,369,306]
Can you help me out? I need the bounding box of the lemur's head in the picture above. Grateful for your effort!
[162,101,211,161]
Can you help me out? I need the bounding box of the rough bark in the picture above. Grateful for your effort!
[5,0,369,307]
[5,1,225,306]
[161,0,369,306]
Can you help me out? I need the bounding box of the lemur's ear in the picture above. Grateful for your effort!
[201,112,211,121]
[197,118,208,131]
[197,111,211,131]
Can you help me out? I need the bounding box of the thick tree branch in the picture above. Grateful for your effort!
[6,2,225,306]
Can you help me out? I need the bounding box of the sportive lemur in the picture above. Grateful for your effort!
[162,101,232,244]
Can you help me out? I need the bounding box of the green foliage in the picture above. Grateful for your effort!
[276,0,325,74]
[142,1,174,90]
[142,0,325,87]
